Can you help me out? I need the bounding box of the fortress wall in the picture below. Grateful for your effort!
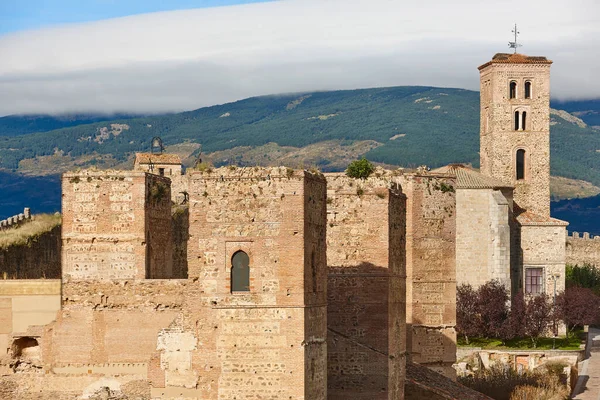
[398,173,457,379]
[171,206,189,279]
[44,279,184,369]
[566,232,600,267]
[0,224,61,279]
[325,173,406,400]
[185,167,327,399]
[61,170,172,281]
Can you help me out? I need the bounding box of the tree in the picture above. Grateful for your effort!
[556,286,600,338]
[456,284,480,344]
[523,294,553,348]
[345,158,375,179]
[566,264,600,294]
[500,291,526,343]
[477,280,509,338]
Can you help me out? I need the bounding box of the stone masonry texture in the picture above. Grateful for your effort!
[325,172,406,400]
[479,60,552,218]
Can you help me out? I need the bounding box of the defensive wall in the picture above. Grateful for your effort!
[566,232,600,268]
[0,224,61,280]
[325,172,406,400]
[0,208,32,230]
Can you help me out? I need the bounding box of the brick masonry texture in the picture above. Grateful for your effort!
[61,170,172,281]
[185,167,328,399]
[325,172,407,400]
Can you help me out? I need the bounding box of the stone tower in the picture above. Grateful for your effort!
[479,53,553,217]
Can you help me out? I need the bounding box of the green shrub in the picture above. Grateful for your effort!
[346,158,375,179]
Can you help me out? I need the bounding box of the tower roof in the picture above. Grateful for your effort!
[478,53,553,70]
[134,152,182,165]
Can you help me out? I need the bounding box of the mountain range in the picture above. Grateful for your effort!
[1,85,599,233]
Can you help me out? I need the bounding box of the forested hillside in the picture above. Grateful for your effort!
[1,86,599,224]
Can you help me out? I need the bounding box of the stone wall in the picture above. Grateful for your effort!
[519,224,566,295]
[0,225,61,279]
[171,206,189,279]
[399,173,457,378]
[566,232,600,267]
[61,170,172,281]
[185,166,328,399]
[456,189,510,289]
[325,173,406,400]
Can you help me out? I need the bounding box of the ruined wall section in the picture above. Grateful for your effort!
[0,225,61,279]
[185,167,327,399]
[398,173,456,379]
[42,280,183,374]
[566,232,600,267]
[171,206,189,279]
[325,173,406,400]
[62,170,171,281]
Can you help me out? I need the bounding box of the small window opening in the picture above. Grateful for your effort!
[516,149,525,180]
[525,81,532,99]
[231,251,250,292]
[509,81,517,99]
[525,268,543,294]
[522,111,527,131]
[514,111,520,131]
[158,168,165,176]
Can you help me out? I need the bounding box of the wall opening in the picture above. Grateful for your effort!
[514,111,520,131]
[516,149,526,180]
[525,81,532,99]
[522,111,527,131]
[231,250,250,292]
[158,168,165,176]
[509,81,517,99]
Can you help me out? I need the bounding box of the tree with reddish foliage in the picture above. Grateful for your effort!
[523,294,553,348]
[456,284,480,344]
[477,280,509,338]
[556,286,600,338]
[500,291,526,342]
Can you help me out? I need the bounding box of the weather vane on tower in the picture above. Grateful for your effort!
[508,24,522,53]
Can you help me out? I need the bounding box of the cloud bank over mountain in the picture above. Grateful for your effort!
[0,0,598,116]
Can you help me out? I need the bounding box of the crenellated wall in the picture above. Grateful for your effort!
[0,208,32,230]
[566,232,600,267]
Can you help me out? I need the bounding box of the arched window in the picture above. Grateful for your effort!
[514,111,520,131]
[231,251,250,292]
[516,149,526,180]
[522,111,527,131]
[524,81,532,99]
[509,81,517,99]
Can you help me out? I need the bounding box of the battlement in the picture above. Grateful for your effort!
[0,208,31,230]
[568,231,600,240]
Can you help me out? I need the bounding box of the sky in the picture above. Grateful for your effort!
[0,0,599,116]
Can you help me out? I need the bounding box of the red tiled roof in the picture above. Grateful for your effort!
[432,164,513,190]
[513,204,568,226]
[479,53,553,70]
[134,152,181,165]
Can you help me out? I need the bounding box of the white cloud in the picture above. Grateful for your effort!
[0,0,599,116]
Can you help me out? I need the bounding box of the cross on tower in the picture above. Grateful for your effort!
[508,24,522,53]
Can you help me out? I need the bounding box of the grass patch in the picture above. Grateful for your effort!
[0,213,61,250]
[458,329,584,351]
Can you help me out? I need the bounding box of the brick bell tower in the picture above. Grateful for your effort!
[478,52,553,217]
